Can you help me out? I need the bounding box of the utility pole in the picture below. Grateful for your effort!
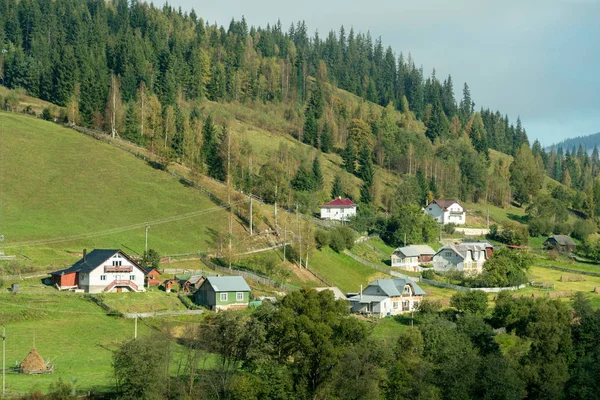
[274,185,278,229]
[283,225,287,263]
[145,225,150,254]
[487,209,490,230]
[227,128,232,270]
[134,317,138,339]
[2,326,6,396]
[249,194,253,236]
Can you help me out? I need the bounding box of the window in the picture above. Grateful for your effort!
[236,292,244,301]
[220,293,228,302]
[428,207,432,210]
[445,251,453,257]
[129,275,135,281]
[393,302,398,309]
[413,301,419,310]
[100,275,107,281]
[112,260,122,266]
[403,300,410,309]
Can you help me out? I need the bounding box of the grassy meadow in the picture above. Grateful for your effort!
[0,112,232,268]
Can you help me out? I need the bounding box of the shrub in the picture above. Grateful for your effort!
[528,217,553,237]
[337,226,355,250]
[443,222,456,234]
[417,299,442,314]
[42,107,54,121]
[572,219,597,241]
[421,269,436,280]
[314,229,330,250]
[450,291,488,315]
[553,222,572,235]
[329,230,346,253]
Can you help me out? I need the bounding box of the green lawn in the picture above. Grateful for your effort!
[370,316,411,344]
[309,247,389,293]
[0,112,231,267]
[0,286,151,394]
[95,289,188,313]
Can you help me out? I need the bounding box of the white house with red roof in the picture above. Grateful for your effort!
[320,197,357,221]
[425,199,466,225]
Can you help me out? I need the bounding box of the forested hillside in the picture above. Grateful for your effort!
[2,0,600,253]
[0,0,529,208]
[550,132,600,154]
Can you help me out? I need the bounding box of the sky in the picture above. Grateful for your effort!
[171,0,600,146]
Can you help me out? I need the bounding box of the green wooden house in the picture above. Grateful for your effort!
[193,276,251,311]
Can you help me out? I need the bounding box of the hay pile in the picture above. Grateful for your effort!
[19,347,47,374]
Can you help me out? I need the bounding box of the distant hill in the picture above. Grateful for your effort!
[549,132,600,153]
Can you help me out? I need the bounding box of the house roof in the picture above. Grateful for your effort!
[546,235,576,246]
[368,278,427,296]
[393,245,436,257]
[347,294,388,304]
[50,249,142,275]
[206,276,251,292]
[320,197,357,208]
[315,287,347,301]
[429,199,462,211]
[187,275,204,285]
[145,267,160,276]
[435,242,490,260]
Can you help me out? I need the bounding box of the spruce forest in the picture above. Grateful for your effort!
[2,1,600,399]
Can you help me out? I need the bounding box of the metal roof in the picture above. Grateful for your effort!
[428,199,463,211]
[393,245,436,257]
[347,294,388,304]
[367,278,427,296]
[50,249,120,275]
[315,287,347,301]
[546,235,576,246]
[320,197,357,208]
[206,276,251,292]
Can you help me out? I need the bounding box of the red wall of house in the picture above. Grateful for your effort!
[485,248,493,259]
[54,272,77,287]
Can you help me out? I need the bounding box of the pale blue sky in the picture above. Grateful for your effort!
[171,0,600,146]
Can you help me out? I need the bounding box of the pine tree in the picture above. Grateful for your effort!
[124,102,140,142]
[303,111,318,146]
[312,156,323,189]
[343,140,356,174]
[320,122,333,153]
[291,165,315,191]
[459,82,473,124]
[359,146,374,204]
[331,175,343,199]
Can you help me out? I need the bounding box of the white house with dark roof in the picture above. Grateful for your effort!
[425,199,466,225]
[49,249,147,293]
[391,245,436,271]
[320,197,357,221]
[432,242,493,275]
[348,278,426,317]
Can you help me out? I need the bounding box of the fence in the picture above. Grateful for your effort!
[543,264,600,278]
[419,278,527,293]
[199,255,297,292]
[305,265,334,287]
[343,250,390,275]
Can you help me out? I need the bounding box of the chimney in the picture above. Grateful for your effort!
[83,249,87,262]
[360,284,363,300]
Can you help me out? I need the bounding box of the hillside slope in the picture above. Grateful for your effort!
[0,112,234,267]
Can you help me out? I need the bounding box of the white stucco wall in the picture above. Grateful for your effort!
[391,254,419,269]
[320,206,357,221]
[426,202,466,225]
[85,253,146,293]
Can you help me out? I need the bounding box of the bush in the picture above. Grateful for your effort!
[421,269,436,280]
[329,229,346,253]
[142,249,161,269]
[314,229,330,250]
[417,299,442,314]
[337,226,355,249]
[450,291,488,315]
[443,223,456,234]
[572,219,597,241]
[42,107,54,121]
[553,222,572,235]
[528,217,553,237]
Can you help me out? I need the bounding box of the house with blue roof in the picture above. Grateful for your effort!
[347,278,426,317]
[193,276,252,311]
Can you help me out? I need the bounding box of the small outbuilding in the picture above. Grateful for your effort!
[145,268,161,287]
[193,276,251,311]
[544,235,576,253]
[19,347,53,375]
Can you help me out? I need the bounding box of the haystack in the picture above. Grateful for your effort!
[19,347,47,374]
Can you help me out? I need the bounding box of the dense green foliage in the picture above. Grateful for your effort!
[104,289,600,400]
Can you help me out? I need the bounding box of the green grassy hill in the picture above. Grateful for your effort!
[0,111,232,267]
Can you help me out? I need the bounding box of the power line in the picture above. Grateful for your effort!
[1,200,246,250]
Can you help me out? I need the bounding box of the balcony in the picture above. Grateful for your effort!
[104,265,133,273]
[104,279,139,292]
